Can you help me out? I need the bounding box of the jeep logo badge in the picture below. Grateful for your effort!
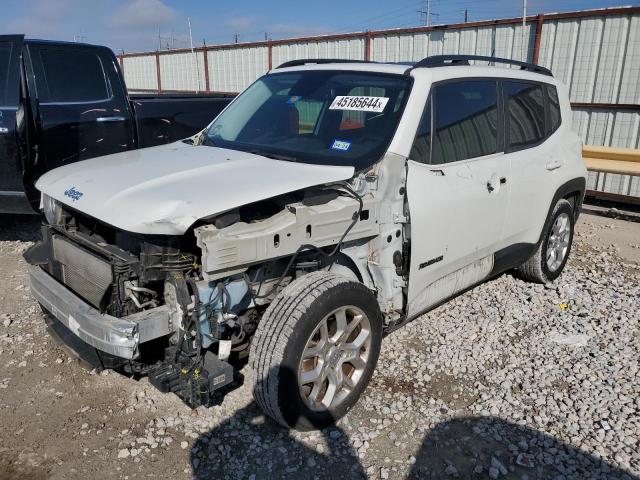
[64,186,84,202]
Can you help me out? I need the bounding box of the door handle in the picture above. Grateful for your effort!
[486,175,506,193]
[546,160,562,171]
[96,116,127,123]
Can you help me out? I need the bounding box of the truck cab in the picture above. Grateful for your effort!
[0,35,233,213]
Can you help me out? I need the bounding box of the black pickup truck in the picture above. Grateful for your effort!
[0,35,234,214]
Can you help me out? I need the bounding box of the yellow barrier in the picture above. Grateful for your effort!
[583,145,640,176]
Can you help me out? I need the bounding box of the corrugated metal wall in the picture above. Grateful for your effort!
[159,51,206,91]
[207,46,268,92]
[538,14,640,104]
[119,7,640,196]
[272,38,365,65]
[370,24,534,63]
[122,55,158,91]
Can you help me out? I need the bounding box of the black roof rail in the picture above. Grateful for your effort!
[276,59,372,69]
[412,55,553,76]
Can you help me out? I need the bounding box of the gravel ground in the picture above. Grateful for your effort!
[0,209,638,480]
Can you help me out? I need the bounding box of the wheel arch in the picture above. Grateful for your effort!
[537,177,586,246]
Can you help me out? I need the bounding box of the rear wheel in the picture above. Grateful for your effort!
[517,198,574,283]
[249,272,383,430]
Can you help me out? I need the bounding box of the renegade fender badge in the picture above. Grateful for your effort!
[64,186,84,202]
[419,255,444,269]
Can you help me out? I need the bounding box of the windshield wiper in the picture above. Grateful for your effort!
[248,149,298,163]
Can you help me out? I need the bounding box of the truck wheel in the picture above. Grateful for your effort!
[249,271,383,430]
[517,198,574,283]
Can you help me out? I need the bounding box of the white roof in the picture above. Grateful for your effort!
[271,61,558,85]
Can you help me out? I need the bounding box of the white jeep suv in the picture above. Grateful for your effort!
[26,55,587,430]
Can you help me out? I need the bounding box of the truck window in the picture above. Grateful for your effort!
[431,80,498,164]
[504,81,545,150]
[32,46,110,103]
[0,42,13,106]
[546,85,562,134]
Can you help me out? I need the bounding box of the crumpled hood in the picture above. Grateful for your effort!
[36,141,355,235]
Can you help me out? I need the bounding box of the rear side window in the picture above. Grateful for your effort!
[32,46,109,103]
[504,81,545,150]
[431,80,498,164]
[546,85,561,134]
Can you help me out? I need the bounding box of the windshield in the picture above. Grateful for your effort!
[204,70,411,170]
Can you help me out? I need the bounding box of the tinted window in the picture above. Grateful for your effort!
[505,81,545,149]
[0,42,13,106]
[432,80,498,164]
[34,47,109,103]
[547,85,561,133]
[410,100,431,164]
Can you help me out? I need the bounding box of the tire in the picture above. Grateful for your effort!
[517,198,575,283]
[249,271,383,430]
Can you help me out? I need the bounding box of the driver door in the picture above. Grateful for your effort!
[405,79,510,317]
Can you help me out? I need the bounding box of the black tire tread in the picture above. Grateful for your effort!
[517,198,573,283]
[248,271,358,428]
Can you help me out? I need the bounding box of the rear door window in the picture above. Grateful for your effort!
[31,46,110,103]
[504,81,545,150]
[431,80,499,164]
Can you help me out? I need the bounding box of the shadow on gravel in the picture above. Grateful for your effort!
[0,214,41,242]
[191,365,366,479]
[192,399,637,480]
[409,416,637,480]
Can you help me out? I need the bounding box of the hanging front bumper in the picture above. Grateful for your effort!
[29,265,172,359]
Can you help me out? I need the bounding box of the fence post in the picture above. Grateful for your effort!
[203,47,211,92]
[268,40,273,70]
[532,14,544,64]
[155,52,162,93]
[364,31,372,61]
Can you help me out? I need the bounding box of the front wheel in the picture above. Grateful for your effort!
[516,198,575,283]
[249,272,383,430]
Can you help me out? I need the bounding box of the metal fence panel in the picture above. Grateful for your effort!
[159,51,206,91]
[208,46,268,92]
[121,55,157,91]
[619,15,640,104]
[272,38,365,67]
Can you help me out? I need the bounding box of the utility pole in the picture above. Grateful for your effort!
[234,33,239,43]
[418,0,438,27]
[464,9,468,23]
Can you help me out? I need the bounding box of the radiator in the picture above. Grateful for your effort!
[52,235,113,308]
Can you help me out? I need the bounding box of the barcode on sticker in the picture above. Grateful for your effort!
[329,96,389,113]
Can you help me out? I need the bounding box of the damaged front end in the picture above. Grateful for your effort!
[24,168,403,408]
[25,200,239,406]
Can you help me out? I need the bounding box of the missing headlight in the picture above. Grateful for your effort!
[42,194,62,225]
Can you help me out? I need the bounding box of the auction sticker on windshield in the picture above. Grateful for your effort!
[329,96,389,113]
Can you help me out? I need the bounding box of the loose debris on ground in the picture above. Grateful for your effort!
[0,212,638,480]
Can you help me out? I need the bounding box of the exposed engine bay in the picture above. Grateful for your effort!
[25,156,407,407]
